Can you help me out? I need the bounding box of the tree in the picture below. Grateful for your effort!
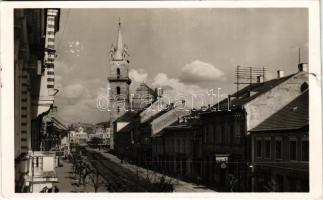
[88,161,105,192]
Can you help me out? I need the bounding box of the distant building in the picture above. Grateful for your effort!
[94,121,111,146]
[113,93,190,166]
[14,9,61,193]
[69,127,88,146]
[250,90,309,192]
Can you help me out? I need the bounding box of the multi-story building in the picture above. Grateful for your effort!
[250,90,309,192]
[199,64,308,191]
[151,111,203,180]
[69,127,89,146]
[14,9,60,192]
[95,121,111,146]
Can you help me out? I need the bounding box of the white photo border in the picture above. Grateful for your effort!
[0,1,322,199]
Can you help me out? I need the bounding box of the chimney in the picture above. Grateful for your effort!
[298,63,308,72]
[277,70,284,79]
[257,75,264,83]
[155,87,164,98]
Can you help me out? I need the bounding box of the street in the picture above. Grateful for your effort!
[55,148,215,192]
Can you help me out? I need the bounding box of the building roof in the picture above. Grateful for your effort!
[96,121,111,128]
[213,74,295,111]
[251,90,308,132]
[115,111,139,122]
[51,115,68,132]
[118,122,134,133]
[134,82,156,96]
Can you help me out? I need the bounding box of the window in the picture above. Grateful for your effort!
[225,125,231,144]
[213,124,216,144]
[203,127,207,144]
[289,139,297,161]
[177,139,181,153]
[264,138,271,159]
[116,86,121,95]
[117,68,120,77]
[239,123,245,136]
[301,140,309,161]
[275,138,282,160]
[256,138,262,158]
[208,124,214,144]
[221,125,225,144]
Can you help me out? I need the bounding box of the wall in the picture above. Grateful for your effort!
[245,72,308,132]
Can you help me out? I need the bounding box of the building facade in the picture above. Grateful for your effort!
[197,64,309,191]
[250,90,309,192]
[151,113,203,181]
[14,9,60,192]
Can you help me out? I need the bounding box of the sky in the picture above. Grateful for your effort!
[54,8,308,124]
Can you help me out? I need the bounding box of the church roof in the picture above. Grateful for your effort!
[135,82,156,96]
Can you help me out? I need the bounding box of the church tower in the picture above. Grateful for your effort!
[108,19,131,150]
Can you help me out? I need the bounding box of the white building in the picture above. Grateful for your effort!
[69,127,89,146]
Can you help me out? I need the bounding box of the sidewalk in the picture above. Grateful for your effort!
[55,159,106,192]
[89,148,216,192]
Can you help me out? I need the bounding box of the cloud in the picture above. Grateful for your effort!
[129,68,149,93]
[152,73,211,109]
[62,83,87,100]
[129,69,148,83]
[179,60,226,83]
[55,60,78,75]
[56,81,108,123]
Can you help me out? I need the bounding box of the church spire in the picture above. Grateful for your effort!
[114,18,124,60]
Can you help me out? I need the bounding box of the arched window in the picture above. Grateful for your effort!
[117,68,120,77]
[116,86,121,95]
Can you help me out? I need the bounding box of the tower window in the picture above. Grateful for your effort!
[116,86,121,95]
[117,68,120,77]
